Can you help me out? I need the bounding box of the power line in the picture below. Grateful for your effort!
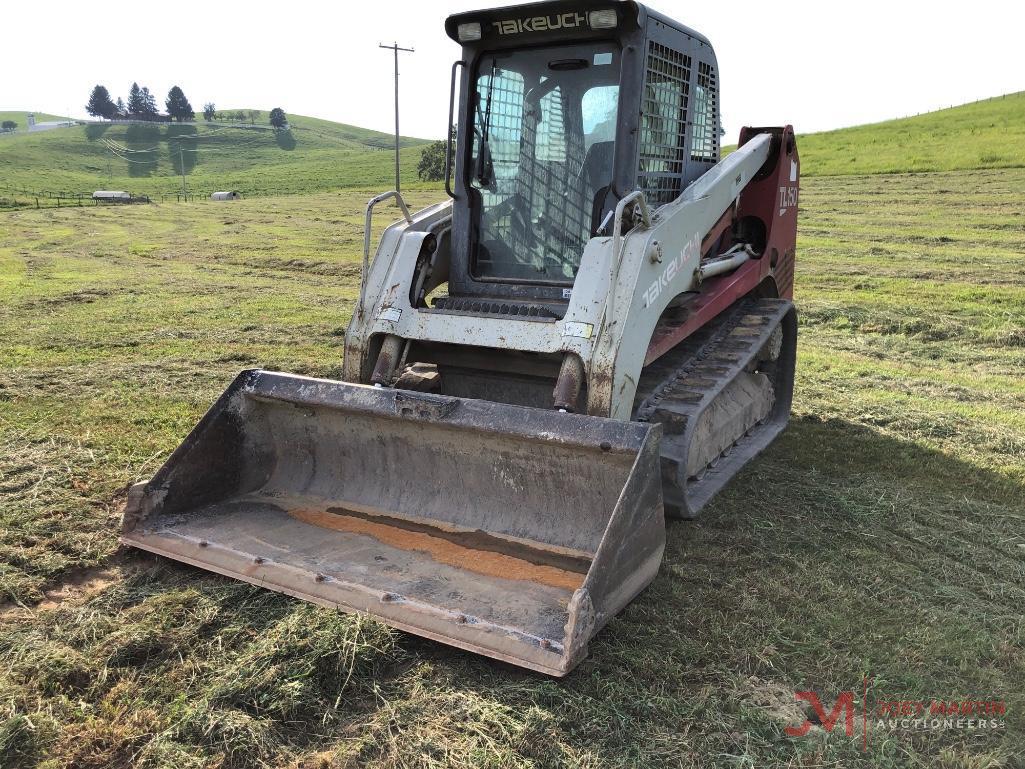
[99,132,274,165]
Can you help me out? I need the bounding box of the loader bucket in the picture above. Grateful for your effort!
[121,370,664,676]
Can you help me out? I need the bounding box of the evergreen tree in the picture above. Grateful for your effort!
[86,85,118,119]
[127,82,145,115]
[115,97,126,117]
[165,86,195,122]
[140,87,159,116]
[269,107,288,128]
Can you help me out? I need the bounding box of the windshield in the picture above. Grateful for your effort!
[470,43,621,284]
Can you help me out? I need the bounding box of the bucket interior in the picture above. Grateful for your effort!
[121,372,662,675]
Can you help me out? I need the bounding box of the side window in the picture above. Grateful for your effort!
[472,66,525,186]
[582,85,619,151]
[638,42,691,206]
[691,62,719,162]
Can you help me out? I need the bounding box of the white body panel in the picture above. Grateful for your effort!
[343,134,773,417]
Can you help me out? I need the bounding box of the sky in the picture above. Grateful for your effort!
[4,0,1023,141]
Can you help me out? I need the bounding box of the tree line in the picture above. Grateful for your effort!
[86,84,288,128]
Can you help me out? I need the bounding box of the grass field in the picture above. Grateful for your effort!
[1,95,1024,767]
[0,112,432,200]
[2,91,1023,205]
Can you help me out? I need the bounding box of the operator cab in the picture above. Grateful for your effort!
[436,0,721,317]
[468,41,621,286]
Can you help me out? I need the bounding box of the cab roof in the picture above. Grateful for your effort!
[445,1,711,47]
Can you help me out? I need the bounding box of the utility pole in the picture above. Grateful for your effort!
[179,145,187,200]
[380,41,414,192]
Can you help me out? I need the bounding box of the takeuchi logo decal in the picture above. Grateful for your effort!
[642,232,701,308]
[785,678,1007,752]
[492,12,587,35]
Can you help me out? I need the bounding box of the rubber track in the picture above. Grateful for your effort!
[633,298,797,519]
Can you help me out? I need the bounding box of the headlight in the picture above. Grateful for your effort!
[588,9,618,29]
[457,22,482,42]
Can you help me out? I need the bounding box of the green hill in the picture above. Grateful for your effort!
[4,91,1022,202]
[796,91,1025,175]
[0,111,70,128]
[728,92,1024,176]
[0,112,436,198]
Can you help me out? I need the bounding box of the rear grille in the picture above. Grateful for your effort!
[638,41,691,207]
[431,297,562,320]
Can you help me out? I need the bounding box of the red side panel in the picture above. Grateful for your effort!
[644,260,763,365]
[643,126,799,366]
[736,125,800,300]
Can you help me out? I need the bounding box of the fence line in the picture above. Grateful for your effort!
[0,184,243,209]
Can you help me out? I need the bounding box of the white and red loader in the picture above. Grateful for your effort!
[122,0,800,676]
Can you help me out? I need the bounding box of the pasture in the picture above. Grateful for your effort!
[0,113,432,200]
[1,98,1023,767]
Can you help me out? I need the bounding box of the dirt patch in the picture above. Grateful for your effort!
[290,508,587,593]
[0,558,131,618]
[35,566,121,610]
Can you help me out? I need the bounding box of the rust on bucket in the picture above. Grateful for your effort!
[290,507,589,592]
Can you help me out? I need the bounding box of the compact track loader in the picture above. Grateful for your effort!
[122,0,799,676]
